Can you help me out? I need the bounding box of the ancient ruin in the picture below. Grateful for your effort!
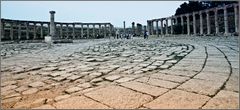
[1,1,239,109]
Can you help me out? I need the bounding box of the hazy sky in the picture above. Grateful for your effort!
[1,1,187,27]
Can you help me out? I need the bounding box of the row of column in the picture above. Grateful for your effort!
[147,4,239,36]
[1,20,113,40]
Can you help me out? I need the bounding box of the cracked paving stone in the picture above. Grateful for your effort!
[2,85,18,92]
[104,75,122,81]
[135,77,179,89]
[120,81,169,97]
[151,73,190,83]
[33,104,55,109]
[65,87,83,94]
[67,75,83,81]
[159,69,197,77]
[22,88,38,95]
[52,76,67,82]
[54,94,71,102]
[41,67,58,71]
[28,81,45,88]
[15,86,29,92]
[143,89,210,109]
[177,78,224,96]
[90,78,103,83]
[115,77,135,83]
[53,96,110,109]
[1,81,17,87]
[85,85,153,109]
[77,83,92,88]
[194,72,228,83]
[202,90,239,109]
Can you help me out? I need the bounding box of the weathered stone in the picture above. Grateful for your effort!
[90,78,103,83]
[144,89,210,109]
[52,76,66,82]
[151,73,189,83]
[41,67,58,71]
[77,83,92,88]
[136,77,179,89]
[2,85,18,92]
[116,77,135,83]
[104,75,122,81]
[53,96,110,109]
[54,94,71,102]
[1,96,22,104]
[85,85,153,109]
[33,104,55,109]
[202,90,239,109]
[22,88,38,95]
[67,75,83,81]
[178,79,224,96]
[65,87,83,94]
[121,81,169,96]
[1,81,17,87]
[28,81,45,88]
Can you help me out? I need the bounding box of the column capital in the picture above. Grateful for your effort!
[50,11,56,14]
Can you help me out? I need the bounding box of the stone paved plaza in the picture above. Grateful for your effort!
[1,36,239,109]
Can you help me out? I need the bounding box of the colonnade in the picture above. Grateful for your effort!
[147,3,239,36]
[0,18,114,40]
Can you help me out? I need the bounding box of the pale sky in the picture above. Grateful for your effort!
[1,1,187,27]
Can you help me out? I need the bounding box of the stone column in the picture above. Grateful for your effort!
[49,11,56,38]
[206,11,211,35]
[33,23,37,39]
[93,24,95,38]
[60,23,63,39]
[87,24,89,38]
[123,21,126,35]
[132,22,135,35]
[170,17,173,34]
[181,15,184,34]
[66,24,69,39]
[160,19,163,35]
[234,4,238,33]
[186,14,190,35]
[10,22,13,40]
[40,23,43,39]
[156,20,159,37]
[1,20,4,39]
[81,24,84,38]
[18,22,21,40]
[200,12,203,35]
[72,23,75,39]
[214,9,219,34]
[151,21,154,35]
[165,18,168,35]
[25,22,29,40]
[47,23,50,34]
[147,21,151,34]
[224,6,229,36]
[98,24,101,36]
[193,12,196,35]
[104,24,107,38]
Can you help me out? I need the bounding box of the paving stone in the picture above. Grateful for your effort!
[159,69,197,77]
[159,65,169,69]
[15,86,29,92]
[151,73,190,83]
[1,81,17,87]
[81,67,94,72]
[22,88,38,95]
[30,98,47,108]
[144,89,210,109]
[85,85,153,108]
[2,85,18,92]
[42,67,58,71]
[54,94,71,102]
[224,73,239,92]
[202,90,239,109]
[104,75,122,81]
[28,81,45,88]
[77,83,92,88]
[3,93,21,99]
[89,72,102,77]
[120,81,169,97]
[136,77,179,89]
[91,78,103,83]
[52,76,67,82]
[53,96,110,109]
[116,77,135,83]
[194,72,228,82]
[33,104,55,109]
[67,75,83,81]
[178,79,224,96]
[65,87,83,94]
[1,96,22,104]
